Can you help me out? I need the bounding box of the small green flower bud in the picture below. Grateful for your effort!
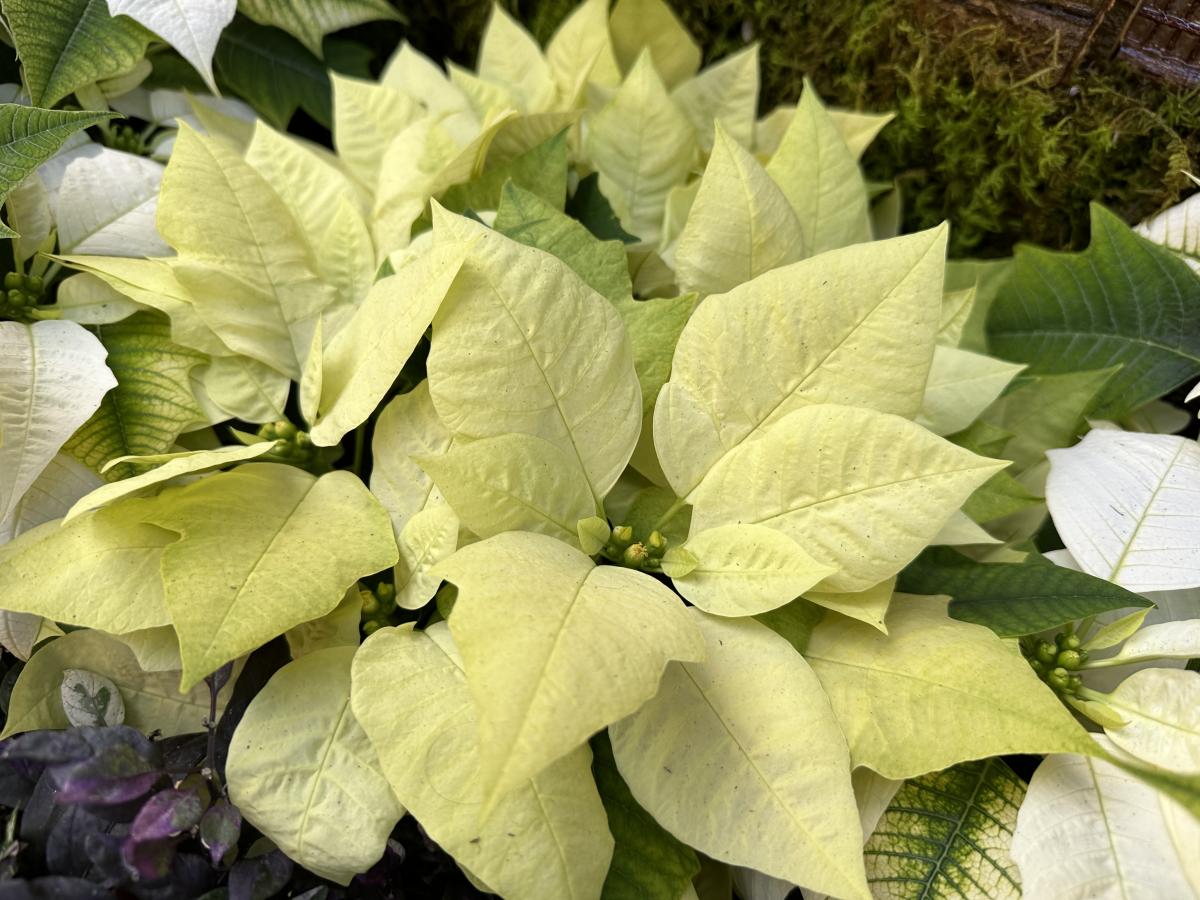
[1047,667,1071,690]
[274,420,297,440]
[646,531,667,554]
[361,593,380,616]
[611,525,633,546]
[622,543,648,568]
[4,273,21,291]
[1035,641,1057,665]
[1056,649,1084,670]
[24,275,42,294]
[363,620,382,636]
[376,583,395,603]
[7,289,25,307]
[295,431,311,448]
[1056,632,1082,651]
[1068,674,1083,691]
[258,423,278,440]
[1029,658,1045,674]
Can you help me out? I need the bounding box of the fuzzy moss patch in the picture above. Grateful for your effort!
[400,0,1200,257]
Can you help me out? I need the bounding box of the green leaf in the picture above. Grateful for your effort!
[566,172,637,243]
[765,81,871,256]
[1,629,224,739]
[988,204,1200,419]
[435,531,703,813]
[439,130,569,216]
[667,524,836,617]
[897,547,1152,637]
[63,313,207,481]
[2,0,151,108]
[979,367,1116,472]
[591,732,700,900]
[585,50,697,243]
[961,470,1044,525]
[755,597,825,655]
[0,105,117,237]
[418,432,596,546]
[237,0,400,57]
[656,226,948,500]
[495,181,631,304]
[0,500,176,633]
[864,759,1023,899]
[0,321,116,533]
[214,18,368,129]
[308,243,466,447]
[609,611,870,900]
[688,405,1005,592]
[673,122,803,295]
[141,464,397,689]
[805,595,1096,779]
[427,209,642,501]
[227,646,403,884]
[351,623,614,900]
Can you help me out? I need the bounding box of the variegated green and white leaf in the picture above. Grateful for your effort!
[862,759,1024,900]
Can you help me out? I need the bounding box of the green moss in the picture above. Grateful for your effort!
[400,0,1200,257]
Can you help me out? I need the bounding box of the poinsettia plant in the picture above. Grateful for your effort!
[1,0,1199,898]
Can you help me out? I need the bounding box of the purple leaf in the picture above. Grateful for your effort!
[1,731,91,766]
[130,789,204,842]
[121,835,176,881]
[55,769,162,806]
[199,799,241,865]
[0,876,110,899]
[53,731,164,806]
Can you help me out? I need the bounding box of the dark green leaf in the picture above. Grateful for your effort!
[567,172,637,244]
[865,759,1024,899]
[2,0,152,108]
[0,105,117,237]
[591,732,699,900]
[898,547,1152,637]
[213,18,369,129]
[757,598,824,655]
[440,130,569,218]
[495,181,631,304]
[63,313,207,480]
[988,203,1200,419]
[961,471,1043,524]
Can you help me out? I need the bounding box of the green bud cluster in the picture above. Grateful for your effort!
[256,420,339,473]
[604,523,669,571]
[104,123,151,156]
[1023,629,1088,695]
[360,582,396,635]
[1,272,46,322]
